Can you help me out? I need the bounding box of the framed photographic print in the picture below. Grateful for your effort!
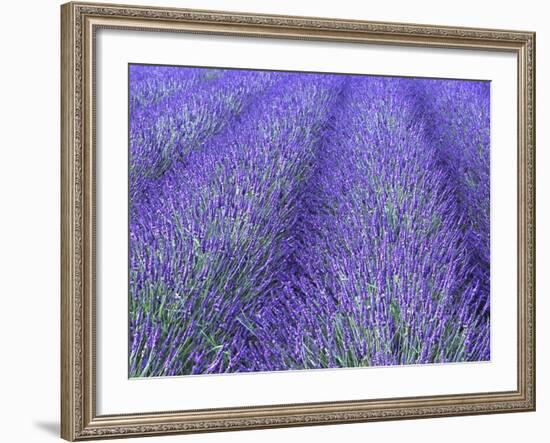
[60,1,536,440]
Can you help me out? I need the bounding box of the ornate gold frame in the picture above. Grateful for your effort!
[61,2,536,440]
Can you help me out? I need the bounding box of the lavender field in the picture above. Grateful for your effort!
[129,64,490,377]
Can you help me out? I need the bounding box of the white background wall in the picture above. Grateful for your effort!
[0,0,546,441]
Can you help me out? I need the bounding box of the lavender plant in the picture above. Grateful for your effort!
[128,65,491,377]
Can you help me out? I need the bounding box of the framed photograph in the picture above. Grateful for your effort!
[61,1,536,440]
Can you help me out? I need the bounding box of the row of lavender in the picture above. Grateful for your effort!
[129,65,490,377]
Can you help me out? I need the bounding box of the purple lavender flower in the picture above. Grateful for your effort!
[128,65,491,377]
